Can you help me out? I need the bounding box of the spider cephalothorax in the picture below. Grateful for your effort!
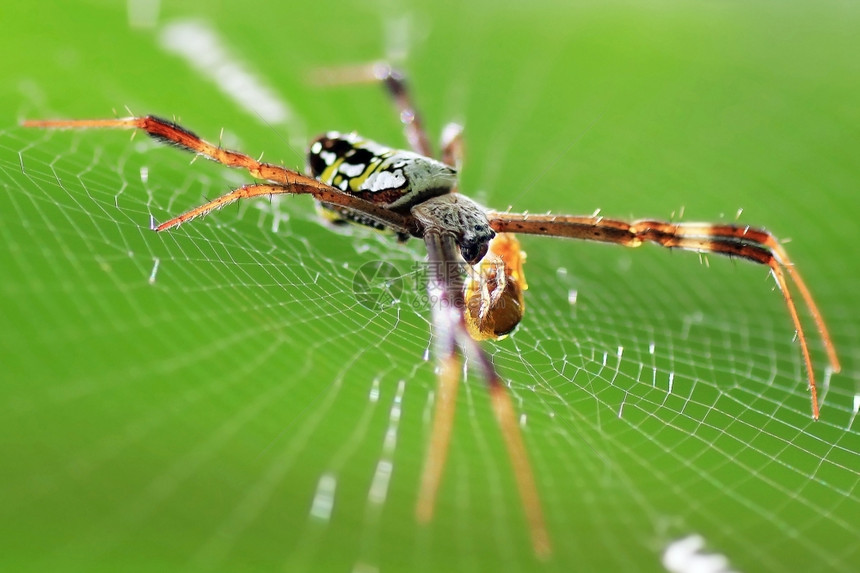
[412,194,495,264]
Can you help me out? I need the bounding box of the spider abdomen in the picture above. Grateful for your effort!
[308,132,457,211]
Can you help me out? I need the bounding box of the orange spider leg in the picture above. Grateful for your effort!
[415,351,460,524]
[152,183,411,233]
[487,212,840,419]
[421,231,551,559]
[669,223,840,373]
[23,116,304,184]
[460,331,551,559]
[22,117,414,236]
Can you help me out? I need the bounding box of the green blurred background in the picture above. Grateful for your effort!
[1,1,858,571]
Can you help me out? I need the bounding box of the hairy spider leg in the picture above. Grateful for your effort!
[487,212,841,419]
[155,183,411,233]
[370,63,465,172]
[421,231,551,559]
[415,233,463,526]
[314,63,467,186]
[23,117,296,182]
[375,64,434,159]
[312,62,433,158]
[22,117,413,235]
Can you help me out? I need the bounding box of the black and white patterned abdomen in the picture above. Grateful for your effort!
[308,132,457,211]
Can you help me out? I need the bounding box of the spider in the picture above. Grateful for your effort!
[23,63,840,559]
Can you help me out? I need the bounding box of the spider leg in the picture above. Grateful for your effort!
[22,117,415,235]
[23,116,306,185]
[373,64,434,158]
[416,234,462,525]
[419,231,551,559]
[487,212,840,418]
[155,183,413,233]
[459,331,551,560]
[311,62,434,158]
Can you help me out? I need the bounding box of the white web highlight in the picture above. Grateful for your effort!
[158,19,306,148]
[663,534,738,573]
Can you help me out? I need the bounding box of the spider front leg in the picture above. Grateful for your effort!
[420,230,551,559]
[414,196,551,559]
[22,116,414,235]
[154,183,412,234]
[22,116,299,183]
[487,211,841,418]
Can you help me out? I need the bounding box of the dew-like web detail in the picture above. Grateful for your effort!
[2,16,859,569]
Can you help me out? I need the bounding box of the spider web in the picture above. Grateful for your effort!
[2,3,859,573]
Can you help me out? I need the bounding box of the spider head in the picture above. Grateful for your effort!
[412,194,495,265]
[459,226,494,264]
